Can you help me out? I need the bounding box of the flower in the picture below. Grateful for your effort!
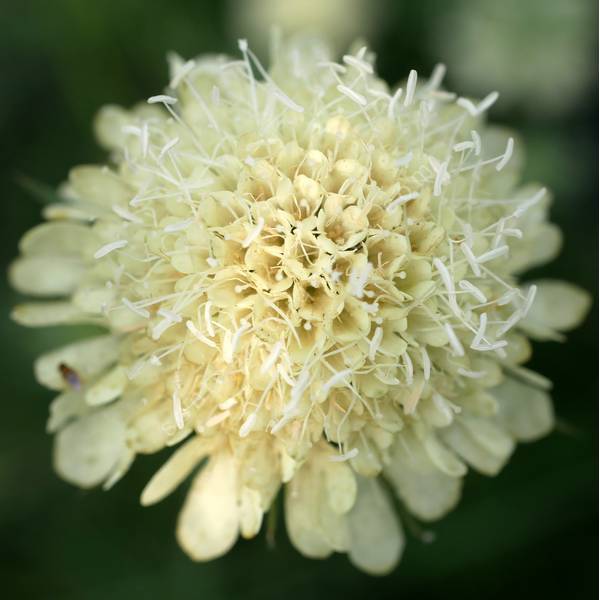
[10,36,590,574]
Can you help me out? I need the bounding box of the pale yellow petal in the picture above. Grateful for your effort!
[69,165,131,206]
[47,388,88,433]
[11,302,101,327]
[284,461,332,559]
[53,404,127,488]
[176,450,239,561]
[520,279,591,340]
[35,335,119,391]
[384,434,462,521]
[85,365,128,406]
[18,222,98,258]
[323,459,357,514]
[492,378,554,442]
[440,417,515,476]
[141,437,212,506]
[9,256,85,297]
[239,486,264,539]
[94,105,131,150]
[347,476,404,575]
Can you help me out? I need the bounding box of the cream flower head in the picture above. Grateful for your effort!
[10,37,590,574]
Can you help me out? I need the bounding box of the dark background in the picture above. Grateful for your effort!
[0,1,597,598]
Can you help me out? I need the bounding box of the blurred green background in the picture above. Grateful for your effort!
[0,1,597,598]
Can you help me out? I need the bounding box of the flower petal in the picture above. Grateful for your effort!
[35,335,120,391]
[285,460,332,559]
[53,404,128,488]
[18,222,98,258]
[519,279,591,340]
[347,476,404,575]
[176,449,239,561]
[9,256,85,297]
[492,377,554,442]
[141,437,212,506]
[440,416,515,476]
[11,301,101,327]
[384,433,462,521]
[85,365,128,406]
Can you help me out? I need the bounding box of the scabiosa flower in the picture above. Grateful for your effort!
[10,37,590,574]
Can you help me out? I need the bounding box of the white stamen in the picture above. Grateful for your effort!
[503,228,523,239]
[329,448,359,462]
[513,188,546,218]
[368,327,383,361]
[272,87,304,113]
[169,59,195,88]
[337,84,367,106]
[387,87,403,119]
[349,262,373,298]
[172,392,184,430]
[291,369,310,405]
[457,368,485,379]
[140,122,149,157]
[211,85,220,105]
[395,151,413,167]
[453,140,475,152]
[433,258,460,315]
[223,320,250,363]
[476,245,509,264]
[147,94,178,105]
[186,320,217,348]
[496,310,522,337]
[205,411,230,428]
[386,192,419,213]
[457,91,498,116]
[317,60,347,74]
[477,91,499,113]
[343,54,373,74]
[470,130,482,155]
[112,204,142,224]
[94,240,128,259]
[421,347,431,380]
[158,137,180,160]
[427,63,446,90]
[403,69,418,106]
[152,318,173,341]
[433,393,455,423]
[403,351,414,385]
[260,341,283,375]
[496,137,514,171]
[471,312,488,348]
[127,360,145,380]
[322,369,353,395]
[204,301,215,337]
[218,398,238,411]
[459,279,487,303]
[164,218,194,233]
[433,160,449,197]
[521,284,538,318]
[157,308,182,323]
[122,298,150,319]
[444,323,464,356]
[497,289,517,306]
[122,125,141,136]
[239,413,257,437]
[477,340,508,352]
[242,217,264,248]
